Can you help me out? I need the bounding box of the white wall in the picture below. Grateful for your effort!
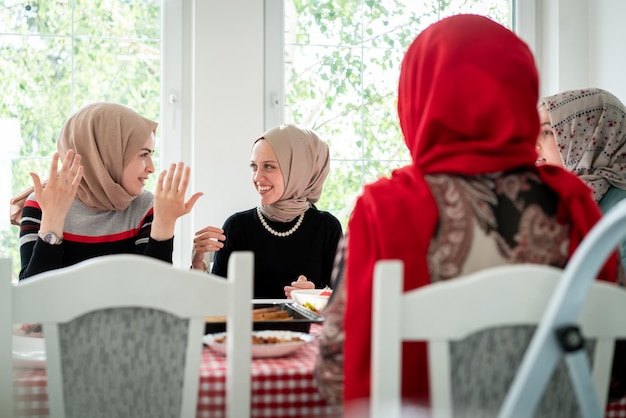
[182,0,263,266]
[588,0,626,103]
[529,0,626,102]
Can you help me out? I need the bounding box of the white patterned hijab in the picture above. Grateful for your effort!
[539,88,626,202]
[257,124,330,222]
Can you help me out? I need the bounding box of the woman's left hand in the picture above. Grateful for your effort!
[191,226,225,270]
[284,275,315,298]
[151,162,203,240]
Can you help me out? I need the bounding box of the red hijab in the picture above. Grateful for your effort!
[343,14,616,406]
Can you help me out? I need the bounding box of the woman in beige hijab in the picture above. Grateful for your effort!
[17,102,214,280]
[192,124,343,299]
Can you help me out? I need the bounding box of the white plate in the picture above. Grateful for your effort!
[203,330,314,358]
[13,335,46,369]
[290,289,331,312]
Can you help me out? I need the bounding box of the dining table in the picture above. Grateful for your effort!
[606,398,626,417]
[12,323,341,418]
[13,322,626,417]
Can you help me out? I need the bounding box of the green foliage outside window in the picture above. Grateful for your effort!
[0,0,511,278]
[283,0,511,227]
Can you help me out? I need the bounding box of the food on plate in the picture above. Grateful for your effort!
[203,330,315,358]
[213,334,304,345]
[205,306,293,323]
[302,301,319,313]
[20,323,43,335]
[291,288,332,312]
[204,316,225,323]
[252,306,292,320]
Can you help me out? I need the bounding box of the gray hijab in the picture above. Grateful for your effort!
[257,124,330,222]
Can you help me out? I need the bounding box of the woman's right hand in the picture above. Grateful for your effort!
[191,226,226,270]
[32,149,83,235]
[284,275,315,298]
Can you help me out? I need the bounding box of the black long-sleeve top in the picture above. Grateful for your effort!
[211,207,343,299]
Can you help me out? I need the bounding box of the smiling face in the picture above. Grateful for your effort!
[535,104,564,167]
[121,133,156,196]
[250,139,285,205]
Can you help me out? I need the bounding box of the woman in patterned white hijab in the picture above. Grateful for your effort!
[536,88,626,204]
[537,87,626,403]
[537,88,626,271]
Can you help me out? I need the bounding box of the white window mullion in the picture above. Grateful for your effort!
[514,0,538,61]
[161,0,189,267]
[264,0,285,131]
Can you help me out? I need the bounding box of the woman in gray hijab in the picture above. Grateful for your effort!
[192,124,343,299]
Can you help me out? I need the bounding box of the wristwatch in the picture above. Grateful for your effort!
[39,231,63,245]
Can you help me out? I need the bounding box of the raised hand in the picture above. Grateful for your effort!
[151,162,203,241]
[32,149,83,236]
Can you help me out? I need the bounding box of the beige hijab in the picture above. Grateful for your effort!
[58,102,158,210]
[257,124,330,222]
[9,102,157,223]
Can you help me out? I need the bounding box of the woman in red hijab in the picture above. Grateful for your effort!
[315,14,619,415]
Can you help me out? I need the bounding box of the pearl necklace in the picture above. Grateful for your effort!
[256,206,305,237]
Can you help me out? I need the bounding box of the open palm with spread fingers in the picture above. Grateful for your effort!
[151,162,203,240]
[31,149,84,234]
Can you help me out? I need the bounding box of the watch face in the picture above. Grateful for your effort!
[41,232,60,245]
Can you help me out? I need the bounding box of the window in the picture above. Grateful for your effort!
[270,0,513,227]
[0,1,516,277]
[0,0,161,277]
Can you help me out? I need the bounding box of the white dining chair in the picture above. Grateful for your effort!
[500,199,626,418]
[370,260,626,418]
[0,252,253,418]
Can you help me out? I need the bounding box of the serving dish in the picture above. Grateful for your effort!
[204,302,324,334]
[203,330,314,358]
[290,289,332,312]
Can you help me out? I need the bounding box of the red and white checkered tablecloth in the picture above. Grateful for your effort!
[607,397,626,417]
[15,325,626,418]
[13,369,48,418]
[12,324,341,418]
[196,325,340,418]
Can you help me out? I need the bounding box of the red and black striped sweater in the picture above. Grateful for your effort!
[18,191,173,281]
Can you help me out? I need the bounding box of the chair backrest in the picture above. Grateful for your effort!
[0,252,253,418]
[370,261,626,418]
[499,199,626,418]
